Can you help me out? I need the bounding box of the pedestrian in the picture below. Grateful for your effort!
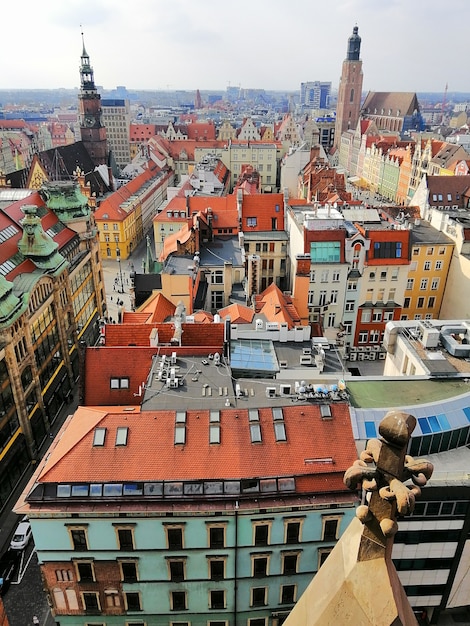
[33,617,39,625]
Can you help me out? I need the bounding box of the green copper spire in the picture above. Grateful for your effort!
[18,205,68,275]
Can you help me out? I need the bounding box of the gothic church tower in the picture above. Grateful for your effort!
[78,35,109,167]
[334,26,363,149]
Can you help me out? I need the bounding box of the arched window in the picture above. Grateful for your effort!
[349,88,355,103]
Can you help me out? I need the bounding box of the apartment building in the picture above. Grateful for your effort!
[17,318,359,625]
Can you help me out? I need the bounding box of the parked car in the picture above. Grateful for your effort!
[0,549,20,595]
[10,520,32,550]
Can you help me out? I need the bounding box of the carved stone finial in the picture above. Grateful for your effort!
[344,410,433,553]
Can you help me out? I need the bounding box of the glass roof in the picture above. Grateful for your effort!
[230,339,279,375]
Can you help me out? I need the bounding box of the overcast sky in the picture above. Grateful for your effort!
[4,0,468,94]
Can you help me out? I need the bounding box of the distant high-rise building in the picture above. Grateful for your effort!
[101,99,131,170]
[78,35,109,168]
[300,81,331,110]
[334,25,363,149]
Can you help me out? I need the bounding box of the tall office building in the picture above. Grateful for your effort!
[333,26,363,149]
[300,81,331,110]
[101,99,131,170]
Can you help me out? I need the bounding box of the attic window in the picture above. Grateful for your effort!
[209,410,220,423]
[110,378,129,389]
[273,408,284,421]
[250,423,262,443]
[320,405,332,419]
[93,428,106,446]
[176,411,187,423]
[249,409,259,422]
[115,427,129,446]
[175,425,186,445]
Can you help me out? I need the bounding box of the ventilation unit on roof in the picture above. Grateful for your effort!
[266,322,279,331]
[266,387,276,398]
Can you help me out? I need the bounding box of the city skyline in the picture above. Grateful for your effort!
[3,0,469,94]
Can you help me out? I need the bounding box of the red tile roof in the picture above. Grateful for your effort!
[219,303,255,324]
[38,403,357,492]
[254,284,301,329]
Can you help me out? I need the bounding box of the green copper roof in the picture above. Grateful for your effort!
[40,181,90,222]
[0,274,28,329]
[18,205,68,275]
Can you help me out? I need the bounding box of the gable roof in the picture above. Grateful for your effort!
[36,402,357,492]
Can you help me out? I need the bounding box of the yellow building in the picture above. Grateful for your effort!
[401,221,453,321]
[94,166,171,260]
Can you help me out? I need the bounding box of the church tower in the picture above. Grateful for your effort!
[78,34,109,167]
[333,25,363,149]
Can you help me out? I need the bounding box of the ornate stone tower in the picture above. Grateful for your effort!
[78,34,109,167]
[334,25,363,149]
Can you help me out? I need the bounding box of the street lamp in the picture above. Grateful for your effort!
[117,253,124,294]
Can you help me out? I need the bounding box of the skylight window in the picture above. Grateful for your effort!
[209,425,220,444]
[115,427,129,446]
[175,425,186,445]
[93,427,106,446]
[250,423,262,443]
[249,409,259,422]
[274,422,287,442]
[176,411,187,423]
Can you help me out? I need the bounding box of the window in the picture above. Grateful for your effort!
[55,569,73,582]
[209,558,225,581]
[252,555,269,577]
[253,522,271,546]
[332,271,340,282]
[262,242,268,253]
[166,526,184,550]
[380,270,387,281]
[69,527,88,551]
[428,296,436,308]
[417,297,425,308]
[311,241,340,263]
[280,584,296,604]
[370,330,380,343]
[345,300,354,312]
[358,331,368,344]
[211,270,223,284]
[420,278,428,290]
[347,280,357,291]
[426,247,434,255]
[269,242,275,253]
[383,311,394,321]
[439,246,446,255]
[435,260,443,270]
[210,590,225,610]
[116,526,135,551]
[431,278,440,290]
[391,268,399,281]
[282,552,299,575]
[208,524,226,548]
[248,620,267,626]
[76,561,95,582]
[424,261,431,271]
[322,516,341,541]
[361,310,371,323]
[319,291,327,306]
[120,561,138,582]
[330,290,338,304]
[171,591,187,611]
[406,279,414,290]
[251,587,267,607]
[318,548,332,568]
[110,377,129,389]
[103,223,109,230]
[372,310,382,322]
[310,270,316,282]
[285,519,302,544]
[169,559,186,582]
[82,592,100,612]
[124,592,142,611]
[247,217,257,227]
[320,270,329,283]
[413,247,419,256]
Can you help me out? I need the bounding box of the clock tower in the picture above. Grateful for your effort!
[333,25,363,150]
[78,34,109,167]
